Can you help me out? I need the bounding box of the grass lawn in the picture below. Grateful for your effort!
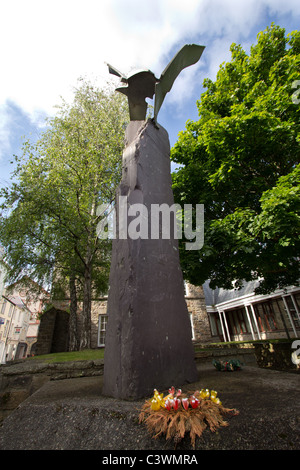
[28,348,105,363]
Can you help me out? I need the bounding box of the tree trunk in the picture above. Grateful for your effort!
[79,260,92,350]
[68,273,79,351]
[79,195,98,350]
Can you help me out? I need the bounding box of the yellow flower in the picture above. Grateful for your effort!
[200,388,210,399]
[154,389,164,400]
[150,389,165,410]
[211,397,222,406]
[151,398,161,411]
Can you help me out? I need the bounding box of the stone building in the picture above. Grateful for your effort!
[203,281,300,343]
[184,282,211,343]
[88,282,211,348]
[0,272,49,362]
[0,295,31,363]
[36,282,208,353]
[35,280,300,355]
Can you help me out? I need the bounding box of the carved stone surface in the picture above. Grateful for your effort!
[102,120,198,400]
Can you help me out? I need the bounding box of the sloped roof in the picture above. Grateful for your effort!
[3,295,28,310]
[202,279,260,308]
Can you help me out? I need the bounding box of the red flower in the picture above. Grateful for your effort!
[164,399,172,411]
[172,397,180,411]
[182,398,189,410]
[190,396,199,409]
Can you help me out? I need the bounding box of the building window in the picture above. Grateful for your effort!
[261,301,278,330]
[1,300,7,315]
[284,295,300,328]
[4,320,9,337]
[209,312,224,340]
[294,293,300,310]
[189,312,195,340]
[227,307,251,336]
[8,303,14,318]
[98,315,108,347]
[253,301,278,332]
[17,310,22,323]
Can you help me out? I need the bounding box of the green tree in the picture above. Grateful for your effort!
[171,24,300,294]
[0,80,129,349]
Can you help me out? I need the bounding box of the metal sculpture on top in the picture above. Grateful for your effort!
[106,44,205,123]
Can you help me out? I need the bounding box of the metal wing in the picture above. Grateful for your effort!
[106,63,128,83]
[154,44,205,122]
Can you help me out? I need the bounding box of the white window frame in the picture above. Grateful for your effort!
[189,311,195,340]
[98,314,108,347]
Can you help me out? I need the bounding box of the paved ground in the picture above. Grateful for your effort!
[0,363,299,451]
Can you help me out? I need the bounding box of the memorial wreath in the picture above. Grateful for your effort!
[139,386,239,448]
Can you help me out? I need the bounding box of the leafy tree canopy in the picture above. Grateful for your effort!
[171,24,300,294]
[0,80,129,348]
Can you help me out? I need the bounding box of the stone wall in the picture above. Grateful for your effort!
[37,285,211,355]
[254,340,299,371]
[185,283,212,343]
[34,308,56,356]
[0,359,104,422]
[35,308,69,356]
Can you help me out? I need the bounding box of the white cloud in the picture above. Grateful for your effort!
[1,1,114,114]
[0,106,11,160]
[266,0,300,15]
[0,0,299,156]
[1,0,209,127]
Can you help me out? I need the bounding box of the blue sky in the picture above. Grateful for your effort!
[0,0,300,190]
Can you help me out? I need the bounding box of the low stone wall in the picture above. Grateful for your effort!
[194,340,299,371]
[254,340,299,371]
[194,344,257,366]
[0,359,104,423]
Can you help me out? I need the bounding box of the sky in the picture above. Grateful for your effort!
[0,0,300,190]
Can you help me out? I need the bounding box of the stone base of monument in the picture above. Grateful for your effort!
[102,120,198,400]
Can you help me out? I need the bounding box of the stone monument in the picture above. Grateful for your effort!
[102,44,205,400]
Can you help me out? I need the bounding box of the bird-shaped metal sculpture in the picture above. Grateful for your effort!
[106,44,205,123]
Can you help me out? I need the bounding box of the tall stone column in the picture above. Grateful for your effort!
[102,120,198,400]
